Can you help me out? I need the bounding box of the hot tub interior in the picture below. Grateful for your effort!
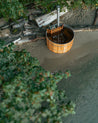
[47,27,74,44]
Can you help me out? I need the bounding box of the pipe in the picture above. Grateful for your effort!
[57,6,60,27]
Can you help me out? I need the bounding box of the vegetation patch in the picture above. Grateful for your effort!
[0,0,98,21]
[0,40,75,123]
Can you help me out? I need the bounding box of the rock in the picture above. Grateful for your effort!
[29,14,35,20]
[0,29,10,38]
[10,28,21,35]
[13,21,25,28]
[0,18,7,27]
[23,29,34,36]
[24,22,34,29]
[27,9,42,17]
[13,37,22,44]
[14,37,30,45]
[24,21,38,29]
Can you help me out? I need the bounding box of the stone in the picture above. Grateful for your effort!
[0,18,7,27]
[29,14,34,20]
[27,9,42,17]
[13,21,25,28]
[14,37,30,45]
[23,29,34,36]
[0,29,10,38]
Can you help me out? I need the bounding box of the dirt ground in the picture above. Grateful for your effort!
[61,8,98,26]
[15,31,98,123]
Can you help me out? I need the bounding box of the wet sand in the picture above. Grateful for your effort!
[16,31,98,123]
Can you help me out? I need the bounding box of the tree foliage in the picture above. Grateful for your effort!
[0,40,75,123]
[0,0,98,20]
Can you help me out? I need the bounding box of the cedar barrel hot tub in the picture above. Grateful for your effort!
[46,25,74,54]
[46,6,74,54]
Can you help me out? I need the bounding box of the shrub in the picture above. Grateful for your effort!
[0,40,75,123]
[0,0,98,20]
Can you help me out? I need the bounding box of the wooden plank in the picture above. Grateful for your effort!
[35,7,68,27]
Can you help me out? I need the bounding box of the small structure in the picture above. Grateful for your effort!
[46,6,74,54]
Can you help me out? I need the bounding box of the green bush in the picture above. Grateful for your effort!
[0,0,98,20]
[0,40,75,123]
